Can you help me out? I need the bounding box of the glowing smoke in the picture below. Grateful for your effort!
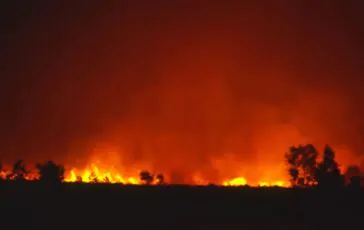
[0,1,364,184]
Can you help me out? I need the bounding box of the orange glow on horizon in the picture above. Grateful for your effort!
[0,145,357,188]
[1,0,363,193]
[61,164,290,187]
[0,160,290,187]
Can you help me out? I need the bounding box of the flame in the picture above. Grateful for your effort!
[0,170,39,181]
[0,146,313,187]
[222,177,247,186]
[0,146,326,188]
[221,177,289,187]
[60,160,290,187]
[257,181,288,187]
[63,163,140,184]
[0,161,290,187]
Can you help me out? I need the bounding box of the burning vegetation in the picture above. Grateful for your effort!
[1,2,364,192]
[0,144,361,188]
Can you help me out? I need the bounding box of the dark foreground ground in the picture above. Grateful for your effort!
[0,182,363,230]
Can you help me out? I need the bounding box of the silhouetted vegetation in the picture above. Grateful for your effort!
[0,146,363,229]
[285,144,318,187]
[140,170,154,185]
[285,144,348,188]
[156,173,165,185]
[315,145,345,188]
[36,161,65,184]
[11,160,29,180]
[0,143,361,190]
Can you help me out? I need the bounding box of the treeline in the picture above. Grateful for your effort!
[0,160,166,185]
[285,144,362,188]
[0,160,65,184]
[0,144,362,188]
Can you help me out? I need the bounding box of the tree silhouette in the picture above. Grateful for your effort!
[301,144,319,185]
[36,161,65,184]
[285,144,318,187]
[285,146,301,186]
[139,170,154,185]
[11,160,29,180]
[314,145,344,188]
[156,174,165,185]
[288,168,299,186]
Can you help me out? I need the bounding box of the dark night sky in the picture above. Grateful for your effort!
[1,1,364,182]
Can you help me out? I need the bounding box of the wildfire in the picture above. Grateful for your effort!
[60,163,289,187]
[0,161,290,187]
[0,147,291,187]
[0,170,39,181]
[223,177,247,186]
[64,164,140,184]
[222,177,289,187]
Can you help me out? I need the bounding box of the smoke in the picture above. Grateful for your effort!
[1,1,364,183]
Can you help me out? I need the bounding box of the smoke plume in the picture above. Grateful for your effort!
[1,1,364,183]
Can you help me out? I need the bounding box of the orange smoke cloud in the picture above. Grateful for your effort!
[1,2,364,186]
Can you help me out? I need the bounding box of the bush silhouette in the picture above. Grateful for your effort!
[11,160,29,180]
[314,145,344,188]
[156,174,165,185]
[140,170,154,185]
[36,161,65,184]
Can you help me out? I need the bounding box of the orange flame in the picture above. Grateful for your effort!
[54,153,291,187]
[63,163,140,184]
[0,162,290,187]
[60,162,290,187]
